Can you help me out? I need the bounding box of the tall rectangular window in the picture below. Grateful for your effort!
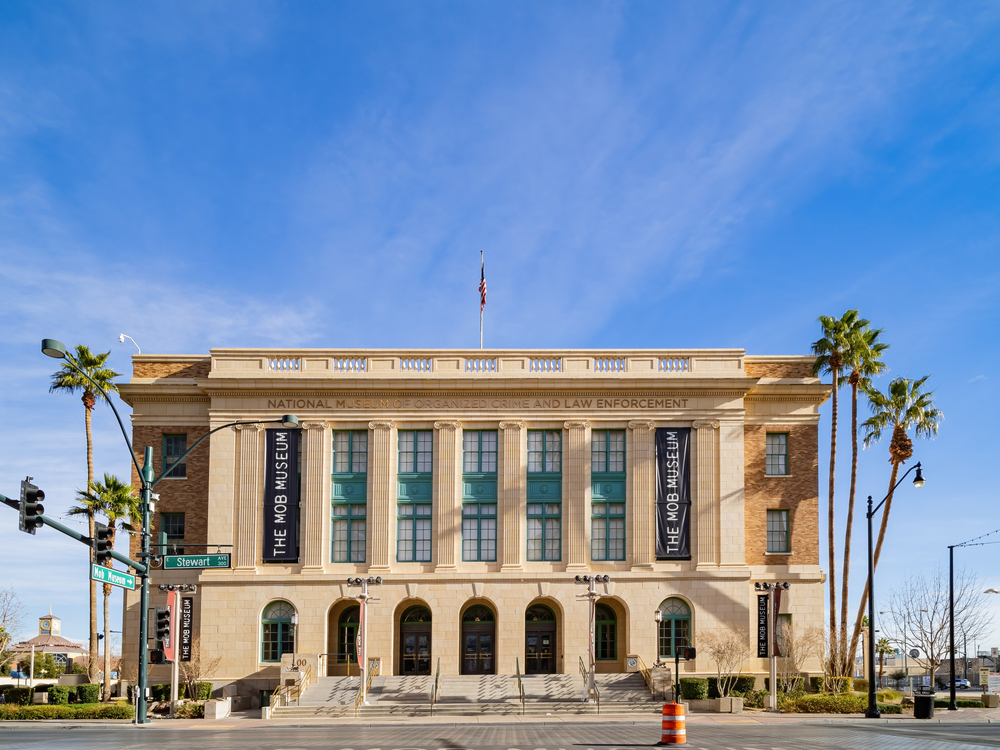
[591,429,625,561]
[766,433,789,475]
[527,430,562,561]
[766,509,790,553]
[462,503,497,561]
[331,430,367,563]
[163,434,187,478]
[591,430,625,473]
[591,502,625,561]
[463,431,497,473]
[398,431,433,562]
[160,512,185,555]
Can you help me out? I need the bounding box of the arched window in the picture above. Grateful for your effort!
[596,603,617,660]
[337,606,360,664]
[401,605,432,623]
[658,598,691,658]
[525,604,555,622]
[462,605,495,623]
[261,601,295,663]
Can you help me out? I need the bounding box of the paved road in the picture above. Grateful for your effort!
[2,722,1000,750]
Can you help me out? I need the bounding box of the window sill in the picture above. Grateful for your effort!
[764,551,792,556]
[159,476,187,481]
[764,473,793,478]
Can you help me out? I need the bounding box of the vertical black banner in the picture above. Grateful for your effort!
[655,427,691,558]
[180,597,193,662]
[263,428,300,562]
[757,594,769,658]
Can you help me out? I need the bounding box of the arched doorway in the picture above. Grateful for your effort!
[657,598,691,659]
[399,605,432,675]
[595,602,617,669]
[337,605,360,673]
[461,604,496,675]
[525,604,556,674]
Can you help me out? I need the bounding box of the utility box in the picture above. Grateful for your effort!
[625,655,639,673]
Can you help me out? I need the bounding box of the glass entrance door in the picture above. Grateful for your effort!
[401,630,431,675]
[525,629,555,674]
[462,631,494,675]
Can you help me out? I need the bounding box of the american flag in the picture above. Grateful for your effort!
[479,253,487,312]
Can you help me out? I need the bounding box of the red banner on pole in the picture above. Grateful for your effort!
[163,590,177,663]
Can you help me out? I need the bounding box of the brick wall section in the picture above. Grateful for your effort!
[128,425,210,557]
[745,361,816,379]
[132,360,211,379]
[744,424,819,566]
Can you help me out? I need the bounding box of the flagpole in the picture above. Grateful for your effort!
[479,250,484,349]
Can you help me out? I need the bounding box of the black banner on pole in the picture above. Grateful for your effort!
[757,594,769,658]
[655,427,691,559]
[263,428,300,562]
[180,597,193,662]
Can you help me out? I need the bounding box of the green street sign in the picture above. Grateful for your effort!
[91,564,136,591]
[164,554,231,570]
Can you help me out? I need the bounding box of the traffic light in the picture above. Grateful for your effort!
[18,478,44,535]
[93,523,112,563]
[149,649,166,665]
[677,646,697,660]
[154,606,171,644]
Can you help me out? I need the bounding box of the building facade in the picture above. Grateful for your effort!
[119,348,829,700]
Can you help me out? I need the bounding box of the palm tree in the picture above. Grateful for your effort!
[49,345,121,682]
[70,474,140,701]
[876,637,893,688]
[847,375,942,666]
[837,320,889,674]
[811,311,854,672]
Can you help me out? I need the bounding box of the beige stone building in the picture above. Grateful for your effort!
[119,348,829,700]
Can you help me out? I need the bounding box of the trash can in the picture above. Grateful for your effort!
[914,694,935,719]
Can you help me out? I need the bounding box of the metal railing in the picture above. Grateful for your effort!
[514,657,526,715]
[635,655,655,695]
[579,656,600,713]
[354,659,379,717]
[430,657,441,714]
[269,662,312,714]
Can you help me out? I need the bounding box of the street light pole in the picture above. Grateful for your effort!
[949,544,957,710]
[575,574,608,703]
[865,461,925,719]
[348,576,382,705]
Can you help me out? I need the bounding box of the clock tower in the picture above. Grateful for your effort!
[38,611,60,637]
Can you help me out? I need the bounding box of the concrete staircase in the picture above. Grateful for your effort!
[270,672,662,719]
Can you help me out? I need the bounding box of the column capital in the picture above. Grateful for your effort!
[563,420,591,430]
[628,419,656,432]
[234,422,265,432]
[692,420,721,430]
[499,420,527,430]
[368,420,397,431]
[301,421,330,431]
[434,420,462,430]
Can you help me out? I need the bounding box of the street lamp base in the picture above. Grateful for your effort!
[865,707,881,719]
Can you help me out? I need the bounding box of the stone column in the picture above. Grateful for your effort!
[499,420,526,571]
[719,421,746,566]
[434,420,462,571]
[368,420,396,572]
[301,422,330,571]
[628,420,656,570]
[693,420,721,567]
[233,423,264,571]
[564,420,591,572]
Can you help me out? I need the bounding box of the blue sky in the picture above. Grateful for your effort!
[1,2,999,658]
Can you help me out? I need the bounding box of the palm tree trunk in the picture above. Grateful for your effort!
[84,400,98,683]
[839,380,860,675]
[827,366,839,672]
[847,459,901,668]
[103,582,111,701]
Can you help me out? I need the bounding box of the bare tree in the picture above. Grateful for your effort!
[885,567,994,688]
[0,587,26,674]
[776,623,824,693]
[701,625,753,697]
[178,638,222,701]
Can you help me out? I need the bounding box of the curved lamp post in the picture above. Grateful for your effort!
[865,462,925,719]
[42,338,297,724]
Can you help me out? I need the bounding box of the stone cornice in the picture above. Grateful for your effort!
[368,420,396,431]
[434,420,462,430]
[498,420,527,430]
[563,420,591,430]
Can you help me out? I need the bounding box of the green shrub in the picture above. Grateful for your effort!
[188,682,213,700]
[3,688,32,706]
[764,676,804,693]
[827,676,852,694]
[934,699,984,708]
[853,678,869,693]
[150,683,171,702]
[174,701,205,718]
[789,694,866,713]
[709,675,756,697]
[877,688,902,702]
[809,676,825,693]
[679,678,709,700]
[879,703,902,714]
[0,703,135,720]
[47,686,71,705]
[76,684,100,704]
[732,688,768,709]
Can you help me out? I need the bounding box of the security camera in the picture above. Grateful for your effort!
[375,576,382,584]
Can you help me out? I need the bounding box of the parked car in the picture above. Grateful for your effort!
[944,678,972,690]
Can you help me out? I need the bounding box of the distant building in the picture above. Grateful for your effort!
[9,612,87,673]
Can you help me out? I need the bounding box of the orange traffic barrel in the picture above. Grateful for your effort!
[659,701,686,745]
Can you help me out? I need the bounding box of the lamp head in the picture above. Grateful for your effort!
[41,339,67,359]
[291,612,298,626]
[986,589,1000,594]
[118,334,125,343]
[654,610,662,623]
[912,463,925,488]
[575,575,582,583]
[375,576,383,584]
[281,415,299,428]
[602,575,610,583]
[782,582,790,590]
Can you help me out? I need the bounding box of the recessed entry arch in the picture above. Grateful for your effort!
[460,599,497,675]
[524,601,560,674]
[395,600,433,676]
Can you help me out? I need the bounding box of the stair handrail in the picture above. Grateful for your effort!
[268,661,312,714]
[514,657,525,715]
[636,655,654,695]
[431,657,441,714]
[578,656,600,713]
[354,658,379,717]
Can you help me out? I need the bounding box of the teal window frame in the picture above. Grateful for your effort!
[398,430,433,563]
[657,598,691,659]
[766,509,791,553]
[163,434,187,478]
[527,430,562,562]
[260,601,295,663]
[461,502,497,561]
[399,430,434,474]
[591,502,626,561]
[591,429,625,562]
[595,603,617,660]
[331,430,368,564]
[527,503,561,561]
[463,430,498,473]
[591,429,625,474]
[397,502,432,562]
[160,512,185,555]
[765,433,789,476]
[337,606,360,665]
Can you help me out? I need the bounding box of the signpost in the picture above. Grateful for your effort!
[164,554,230,570]
[91,563,136,591]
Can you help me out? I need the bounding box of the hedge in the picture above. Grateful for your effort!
[0,703,134,720]
[853,679,869,693]
[174,702,205,718]
[788,694,866,713]
[733,688,768,709]
[708,675,756,698]
[1,687,33,705]
[679,678,709,700]
[809,676,825,693]
[76,684,100,704]
[188,682,213,700]
[150,683,171,702]
[828,677,853,694]
[935,699,984,708]
[764,676,803,693]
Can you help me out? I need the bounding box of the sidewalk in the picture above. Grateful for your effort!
[3,706,1000,730]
